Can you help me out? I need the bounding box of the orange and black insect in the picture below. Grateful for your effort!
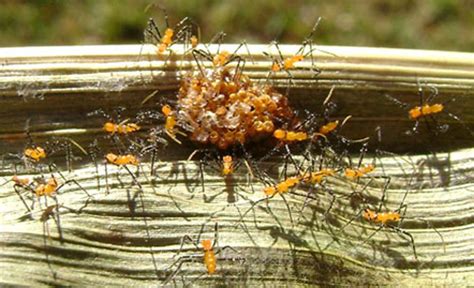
[290,148,337,217]
[311,88,351,141]
[7,172,91,248]
[105,153,139,166]
[201,239,217,274]
[273,129,309,143]
[338,141,393,212]
[345,164,375,180]
[385,84,473,136]
[300,168,335,185]
[335,177,418,261]
[263,176,300,196]
[191,32,252,80]
[161,104,183,144]
[264,40,311,83]
[89,108,141,135]
[24,146,47,162]
[242,170,307,227]
[104,152,143,194]
[344,143,376,181]
[88,108,143,151]
[303,87,362,151]
[221,155,234,176]
[103,121,140,135]
[263,17,337,90]
[360,178,418,261]
[13,174,91,214]
[361,205,417,260]
[163,223,242,284]
[186,148,255,204]
[144,8,199,55]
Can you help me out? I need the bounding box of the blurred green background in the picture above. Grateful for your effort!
[0,0,473,51]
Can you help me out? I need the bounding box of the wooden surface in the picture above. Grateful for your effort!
[1,44,474,153]
[0,44,473,286]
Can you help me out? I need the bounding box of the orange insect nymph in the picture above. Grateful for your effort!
[275,181,290,194]
[105,153,139,166]
[158,28,174,53]
[273,129,287,141]
[408,103,444,120]
[119,123,140,134]
[190,35,198,48]
[264,186,277,196]
[362,208,377,222]
[222,155,234,176]
[162,104,178,135]
[273,129,308,142]
[360,164,375,174]
[363,208,401,225]
[201,239,216,274]
[103,122,140,134]
[161,104,173,117]
[265,176,300,196]
[103,122,116,133]
[24,146,46,162]
[271,62,281,72]
[212,51,231,67]
[165,116,177,134]
[301,169,335,184]
[35,177,59,197]
[318,120,339,135]
[283,55,304,70]
[345,164,375,179]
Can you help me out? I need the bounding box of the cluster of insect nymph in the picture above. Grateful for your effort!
[2,8,471,286]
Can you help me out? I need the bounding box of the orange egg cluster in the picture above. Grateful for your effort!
[177,65,295,150]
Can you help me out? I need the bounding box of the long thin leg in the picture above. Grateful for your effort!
[360,225,384,248]
[57,179,92,198]
[199,160,205,194]
[336,208,365,235]
[176,235,200,257]
[163,255,196,285]
[417,84,425,107]
[144,18,162,44]
[357,143,368,169]
[88,142,101,191]
[104,162,110,194]
[14,185,32,212]
[124,165,143,192]
[324,187,337,218]
[42,216,58,279]
[377,176,391,211]
[445,110,474,136]
[389,224,418,261]
[384,93,409,110]
[425,84,439,104]
[280,194,294,227]
[137,191,160,279]
[52,196,64,244]
[211,222,219,249]
[150,149,156,176]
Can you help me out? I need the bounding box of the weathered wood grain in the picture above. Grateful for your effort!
[1,150,473,286]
